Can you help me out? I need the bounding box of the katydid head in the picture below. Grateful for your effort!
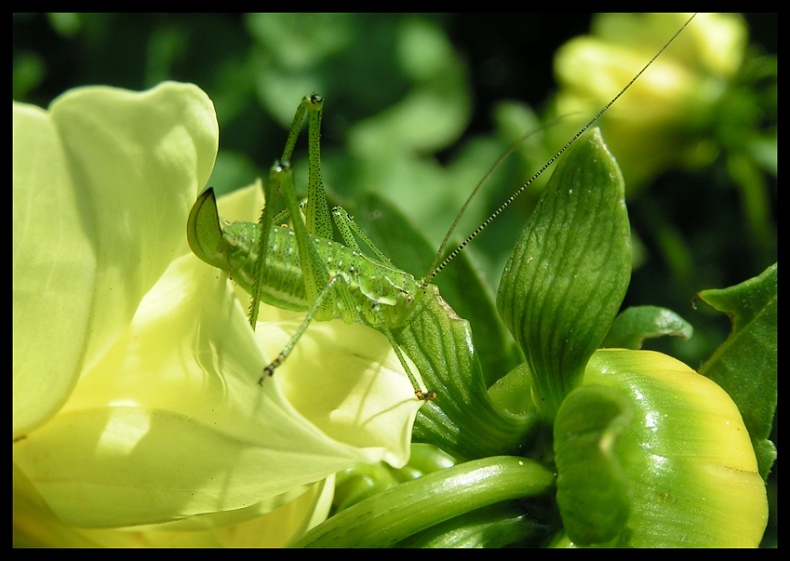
[419,13,697,290]
[384,290,419,327]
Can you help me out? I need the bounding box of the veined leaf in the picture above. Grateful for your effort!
[351,192,534,460]
[497,128,631,420]
[697,263,777,480]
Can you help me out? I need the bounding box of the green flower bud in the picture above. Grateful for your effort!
[555,349,767,547]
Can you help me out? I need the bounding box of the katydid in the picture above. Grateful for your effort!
[187,14,695,401]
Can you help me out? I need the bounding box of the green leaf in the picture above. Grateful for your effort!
[346,17,470,156]
[487,363,537,419]
[497,128,631,420]
[395,288,537,460]
[347,192,533,460]
[554,384,633,545]
[353,191,523,384]
[603,305,693,349]
[332,444,455,512]
[697,263,777,480]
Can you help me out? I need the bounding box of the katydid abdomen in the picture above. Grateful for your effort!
[188,188,421,329]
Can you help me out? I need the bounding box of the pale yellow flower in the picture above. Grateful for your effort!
[13,82,422,546]
[552,13,748,189]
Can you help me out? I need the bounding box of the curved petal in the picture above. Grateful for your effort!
[14,467,334,547]
[14,102,91,438]
[14,250,423,527]
[13,83,219,437]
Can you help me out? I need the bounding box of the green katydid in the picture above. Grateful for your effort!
[187,14,696,402]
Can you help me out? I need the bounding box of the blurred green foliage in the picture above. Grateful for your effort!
[13,12,775,358]
[13,13,776,546]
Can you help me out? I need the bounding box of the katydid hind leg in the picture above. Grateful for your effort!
[271,161,331,306]
[251,95,331,327]
[302,95,334,240]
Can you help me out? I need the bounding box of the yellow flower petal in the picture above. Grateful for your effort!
[14,244,422,528]
[13,83,218,438]
[14,85,422,536]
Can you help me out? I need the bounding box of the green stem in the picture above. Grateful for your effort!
[395,502,552,548]
[291,456,554,548]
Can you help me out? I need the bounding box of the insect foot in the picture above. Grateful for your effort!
[258,357,284,385]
